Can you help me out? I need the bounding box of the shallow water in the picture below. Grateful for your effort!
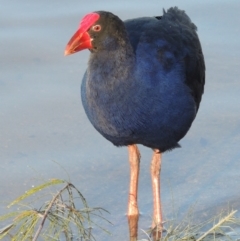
[1,0,240,240]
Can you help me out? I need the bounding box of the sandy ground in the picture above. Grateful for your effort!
[1,0,240,240]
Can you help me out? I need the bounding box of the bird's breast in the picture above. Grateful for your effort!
[82,74,140,138]
[81,69,196,150]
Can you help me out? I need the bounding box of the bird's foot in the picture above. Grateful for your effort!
[151,222,163,241]
[128,213,139,241]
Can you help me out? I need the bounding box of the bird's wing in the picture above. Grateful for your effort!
[124,7,205,111]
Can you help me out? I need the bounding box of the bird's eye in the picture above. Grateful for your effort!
[92,24,101,32]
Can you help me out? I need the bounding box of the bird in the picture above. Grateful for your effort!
[65,7,205,241]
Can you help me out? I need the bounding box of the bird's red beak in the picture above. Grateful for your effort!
[64,30,92,56]
[64,12,100,56]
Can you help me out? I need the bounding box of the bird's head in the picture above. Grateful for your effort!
[65,11,126,56]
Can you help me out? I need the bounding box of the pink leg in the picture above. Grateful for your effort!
[151,150,163,240]
[127,144,140,241]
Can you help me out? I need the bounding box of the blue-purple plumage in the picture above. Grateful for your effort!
[81,7,205,152]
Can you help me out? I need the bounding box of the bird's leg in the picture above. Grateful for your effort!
[127,144,140,241]
[151,149,163,241]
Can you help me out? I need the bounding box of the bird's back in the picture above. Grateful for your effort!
[125,7,205,110]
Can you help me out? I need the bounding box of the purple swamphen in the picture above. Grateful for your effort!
[65,7,205,241]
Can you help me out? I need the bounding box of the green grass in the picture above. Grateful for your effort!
[0,179,111,241]
[1,178,239,241]
[141,209,240,241]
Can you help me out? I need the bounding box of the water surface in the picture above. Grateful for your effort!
[1,1,240,240]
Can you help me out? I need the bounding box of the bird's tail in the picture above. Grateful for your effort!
[163,7,197,31]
